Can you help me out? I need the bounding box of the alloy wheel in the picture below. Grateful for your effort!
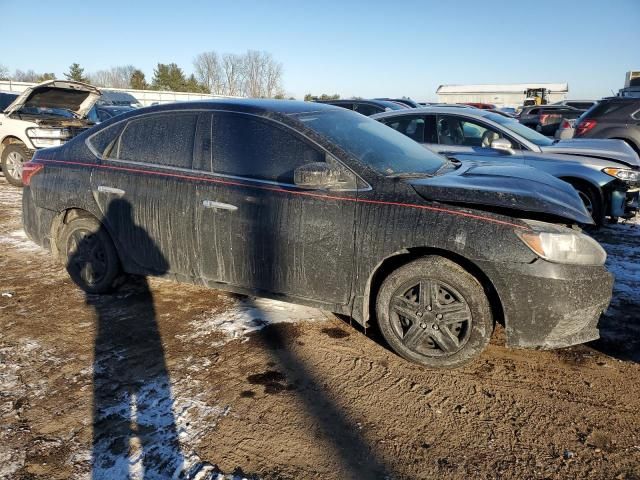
[389,279,472,356]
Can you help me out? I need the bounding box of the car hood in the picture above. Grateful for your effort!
[540,139,640,167]
[4,80,101,118]
[408,162,593,225]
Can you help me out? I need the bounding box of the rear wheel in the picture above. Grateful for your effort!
[376,256,493,369]
[58,216,122,293]
[1,143,32,187]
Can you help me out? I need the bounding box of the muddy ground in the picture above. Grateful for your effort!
[1,177,639,480]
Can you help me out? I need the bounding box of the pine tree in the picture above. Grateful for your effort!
[130,69,148,90]
[64,63,88,82]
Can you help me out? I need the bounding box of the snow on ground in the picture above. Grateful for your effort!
[0,229,44,252]
[178,296,329,346]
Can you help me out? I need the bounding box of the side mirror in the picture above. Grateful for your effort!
[491,138,515,155]
[294,162,341,190]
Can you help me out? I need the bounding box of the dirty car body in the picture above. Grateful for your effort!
[22,100,613,367]
[372,107,640,223]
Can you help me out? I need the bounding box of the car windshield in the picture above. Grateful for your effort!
[482,112,554,147]
[293,109,445,176]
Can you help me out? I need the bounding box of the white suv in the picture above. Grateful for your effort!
[0,80,101,186]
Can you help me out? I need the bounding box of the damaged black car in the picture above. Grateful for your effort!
[21,100,613,368]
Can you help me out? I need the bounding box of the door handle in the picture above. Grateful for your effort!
[202,200,238,211]
[97,185,125,196]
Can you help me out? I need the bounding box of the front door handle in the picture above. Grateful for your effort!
[97,185,125,196]
[202,200,238,211]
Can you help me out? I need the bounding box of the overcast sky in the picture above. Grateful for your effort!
[2,0,638,100]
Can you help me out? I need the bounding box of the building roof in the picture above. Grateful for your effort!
[436,83,569,94]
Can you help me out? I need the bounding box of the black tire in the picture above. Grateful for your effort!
[1,143,32,187]
[58,216,121,293]
[376,256,493,369]
[568,181,603,226]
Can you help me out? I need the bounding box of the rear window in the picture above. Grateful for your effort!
[566,102,595,110]
[108,112,198,169]
[585,101,634,118]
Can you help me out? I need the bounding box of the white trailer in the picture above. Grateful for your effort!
[436,83,569,108]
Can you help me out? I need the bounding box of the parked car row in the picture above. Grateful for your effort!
[21,99,613,369]
[314,96,640,224]
[372,106,640,225]
[0,80,136,186]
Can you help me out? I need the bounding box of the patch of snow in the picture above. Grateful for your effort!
[179,296,328,346]
[0,229,43,252]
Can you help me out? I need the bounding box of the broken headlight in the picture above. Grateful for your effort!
[603,167,640,185]
[517,229,606,266]
[26,127,72,148]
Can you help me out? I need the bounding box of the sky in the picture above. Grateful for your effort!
[1,0,639,101]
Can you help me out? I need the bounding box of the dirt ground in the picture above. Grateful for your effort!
[1,176,639,480]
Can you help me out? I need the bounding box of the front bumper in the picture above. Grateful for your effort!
[478,259,613,349]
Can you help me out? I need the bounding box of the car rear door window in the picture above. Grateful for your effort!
[109,112,198,169]
[383,115,437,143]
[210,112,324,183]
[437,115,505,148]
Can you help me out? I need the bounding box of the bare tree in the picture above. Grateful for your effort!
[243,50,267,97]
[193,51,224,94]
[0,64,10,80]
[264,56,284,98]
[221,53,245,96]
[89,65,137,88]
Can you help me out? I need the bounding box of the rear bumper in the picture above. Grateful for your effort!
[22,186,55,251]
[478,259,613,349]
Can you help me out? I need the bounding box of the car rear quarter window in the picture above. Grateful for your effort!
[109,112,198,169]
[210,113,324,183]
[354,103,382,116]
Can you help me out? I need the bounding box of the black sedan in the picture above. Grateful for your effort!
[22,100,612,368]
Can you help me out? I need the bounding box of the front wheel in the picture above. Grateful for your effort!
[58,216,122,293]
[376,256,493,369]
[1,143,32,187]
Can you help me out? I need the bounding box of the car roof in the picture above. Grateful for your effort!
[370,106,494,120]
[314,98,405,109]
[108,98,343,117]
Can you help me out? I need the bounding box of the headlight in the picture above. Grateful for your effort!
[603,167,640,184]
[517,230,606,266]
[26,127,71,148]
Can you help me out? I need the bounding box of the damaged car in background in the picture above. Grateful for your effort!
[373,107,640,224]
[22,100,612,368]
[0,80,101,186]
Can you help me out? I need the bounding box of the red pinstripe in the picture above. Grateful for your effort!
[33,158,529,230]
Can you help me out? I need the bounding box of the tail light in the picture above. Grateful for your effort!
[575,119,597,137]
[22,162,44,186]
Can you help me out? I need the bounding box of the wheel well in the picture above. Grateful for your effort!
[49,208,99,260]
[559,177,602,203]
[0,136,27,155]
[363,248,504,330]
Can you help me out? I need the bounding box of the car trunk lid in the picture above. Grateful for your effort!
[4,80,101,119]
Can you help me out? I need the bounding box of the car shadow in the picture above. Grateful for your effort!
[68,199,186,478]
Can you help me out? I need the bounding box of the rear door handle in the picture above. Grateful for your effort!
[202,200,237,211]
[97,185,125,196]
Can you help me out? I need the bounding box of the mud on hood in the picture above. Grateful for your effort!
[540,139,640,167]
[409,162,594,225]
[4,80,101,118]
